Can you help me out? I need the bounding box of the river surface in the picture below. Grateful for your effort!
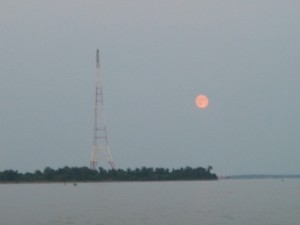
[0,179,299,225]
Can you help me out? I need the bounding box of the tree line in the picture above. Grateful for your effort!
[0,166,217,182]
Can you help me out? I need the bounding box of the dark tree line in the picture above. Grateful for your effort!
[0,166,217,182]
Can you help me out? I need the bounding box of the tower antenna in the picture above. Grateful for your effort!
[90,49,115,170]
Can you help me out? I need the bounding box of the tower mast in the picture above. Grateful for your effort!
[90,49,115,170]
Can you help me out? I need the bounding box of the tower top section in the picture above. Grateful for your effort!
[96,49,100,69]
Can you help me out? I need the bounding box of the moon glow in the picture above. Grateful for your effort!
[195,95,209,109]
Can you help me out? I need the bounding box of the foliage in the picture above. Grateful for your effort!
[0,166,217,182]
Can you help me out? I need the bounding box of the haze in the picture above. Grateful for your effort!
[0,0,299,175]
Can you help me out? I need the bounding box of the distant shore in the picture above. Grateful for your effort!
[0,166,218,183]
[222,174,300,179]
[0,179,219,185]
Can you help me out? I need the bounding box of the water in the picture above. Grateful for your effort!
[0,179,299,225]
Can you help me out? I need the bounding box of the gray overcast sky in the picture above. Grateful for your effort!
[0,0,299,175]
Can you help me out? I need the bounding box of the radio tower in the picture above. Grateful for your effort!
[90,49,115,170]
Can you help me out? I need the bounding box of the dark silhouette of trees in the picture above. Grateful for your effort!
[206,165,213,173]
[0,166,217,183]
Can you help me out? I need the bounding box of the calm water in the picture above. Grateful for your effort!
[0,179,299,225]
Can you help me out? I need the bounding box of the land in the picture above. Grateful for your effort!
[223,174,300,179]
[0,166,217,183]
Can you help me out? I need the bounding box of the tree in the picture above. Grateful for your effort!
[44,167,55,180]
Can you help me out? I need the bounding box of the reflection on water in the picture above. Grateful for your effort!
[0,180,299,225]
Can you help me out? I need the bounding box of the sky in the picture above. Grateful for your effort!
[0,0,299,175]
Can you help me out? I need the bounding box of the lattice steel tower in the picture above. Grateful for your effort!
[90,49,115,170]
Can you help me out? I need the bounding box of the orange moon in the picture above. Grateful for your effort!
[195,95,209,109]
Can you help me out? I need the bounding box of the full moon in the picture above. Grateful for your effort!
[195,95,209,109]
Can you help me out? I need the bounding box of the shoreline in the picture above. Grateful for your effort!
[0,178,218,185]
